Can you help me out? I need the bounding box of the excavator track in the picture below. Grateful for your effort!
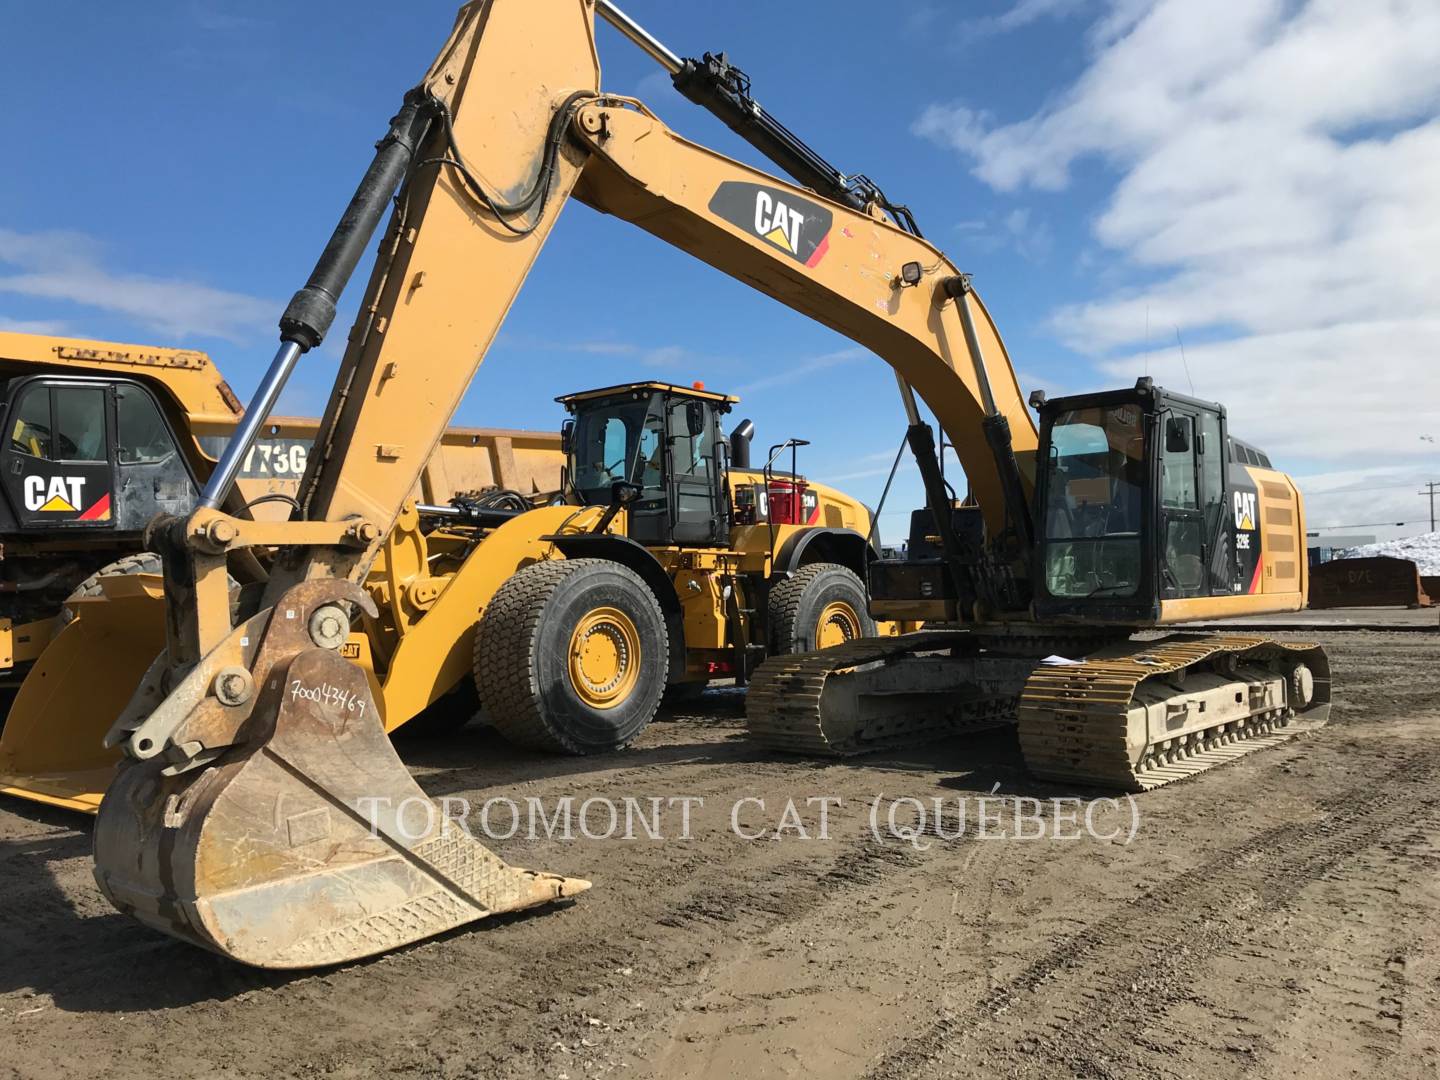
[746,631,1019,755]
[1018,634,1331,792]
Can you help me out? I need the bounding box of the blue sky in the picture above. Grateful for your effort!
[3,0,1437,543]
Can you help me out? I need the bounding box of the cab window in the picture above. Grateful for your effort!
[117,384,175,464]
[9,385,107,461]
[667,400,713,479]
[9,384,52,458]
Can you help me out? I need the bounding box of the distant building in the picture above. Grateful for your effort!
[1307,534,1376,564]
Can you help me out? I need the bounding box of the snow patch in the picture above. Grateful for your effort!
[1335,532,1440,576]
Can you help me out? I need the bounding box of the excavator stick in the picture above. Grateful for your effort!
[93,579,587,969]
[0,575,165,813]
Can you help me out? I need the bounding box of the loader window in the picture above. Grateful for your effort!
[667,399,713,480]
[570,398,665,504]
[54,387,107,461]
[1041,404,1144,598]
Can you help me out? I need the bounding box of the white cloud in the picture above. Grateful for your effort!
[949,208,1053,261]
[735,347,867,394]
[1102,320,1440,461]
[993,0,1089,32]
[0,227,273,343]
[913,0,1440,529]
[908,0,1088,45]
[0,315,70,335]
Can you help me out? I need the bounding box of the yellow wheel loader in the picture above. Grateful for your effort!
[355,378,900,756]
[0,330,317,691]
[75,0,1327,968]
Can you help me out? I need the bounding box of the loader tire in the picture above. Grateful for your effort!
[59,552,164,626]
[476,558,668,754]
[768,562,875,654]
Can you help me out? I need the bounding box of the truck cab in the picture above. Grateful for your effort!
[0,373,198,535]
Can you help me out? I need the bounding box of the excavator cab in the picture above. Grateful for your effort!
[1032,378,1261,625]
[558,381,737,547]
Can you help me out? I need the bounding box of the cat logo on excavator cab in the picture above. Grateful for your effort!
[1234,490,1257,532]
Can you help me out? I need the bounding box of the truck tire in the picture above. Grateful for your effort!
[59,552,164,626]
[768,562,875,654]
[475,558,669,754]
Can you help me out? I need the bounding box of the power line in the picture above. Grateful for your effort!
[1421,480,1438,532]
[1307,520,1416,533]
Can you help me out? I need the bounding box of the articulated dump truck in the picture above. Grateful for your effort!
[0,330,563,811]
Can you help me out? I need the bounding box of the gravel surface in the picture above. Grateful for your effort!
[1,629,1437,1079]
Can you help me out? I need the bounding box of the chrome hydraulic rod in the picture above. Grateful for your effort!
[199,95,435,509]
[595,0,682,74]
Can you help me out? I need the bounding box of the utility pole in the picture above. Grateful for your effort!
[1421,480,1439,533]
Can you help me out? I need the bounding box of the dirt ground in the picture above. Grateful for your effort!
[2,628,1438,1079]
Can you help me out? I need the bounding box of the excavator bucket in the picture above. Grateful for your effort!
[0,575,164,813]
[93,580,588,969]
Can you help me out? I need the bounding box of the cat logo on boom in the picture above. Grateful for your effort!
[707,181,833,267]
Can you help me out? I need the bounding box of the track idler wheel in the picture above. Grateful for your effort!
[93,580,589,969]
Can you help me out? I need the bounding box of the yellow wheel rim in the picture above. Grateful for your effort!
[567,606,642,709]
[815,600,862,649]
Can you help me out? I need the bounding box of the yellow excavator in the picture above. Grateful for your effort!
[80,0,1328,969]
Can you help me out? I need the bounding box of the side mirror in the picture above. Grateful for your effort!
[560,418,574,456]
[685,401,706,438]
[1165,416,1191,454]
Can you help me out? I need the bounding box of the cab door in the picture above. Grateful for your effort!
[1157,410,1205,598]
[1,379,116,529]
[112,381,198,530]
[666,398,726,546]
[624,402,670,546]
[1157,403,1229,599]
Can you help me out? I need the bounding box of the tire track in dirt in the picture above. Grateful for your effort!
[865,747,1440,1080]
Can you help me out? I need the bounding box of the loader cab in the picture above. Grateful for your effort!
[0,374,198,534]
[558,381,737,547]
[1032,379,1246,623]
